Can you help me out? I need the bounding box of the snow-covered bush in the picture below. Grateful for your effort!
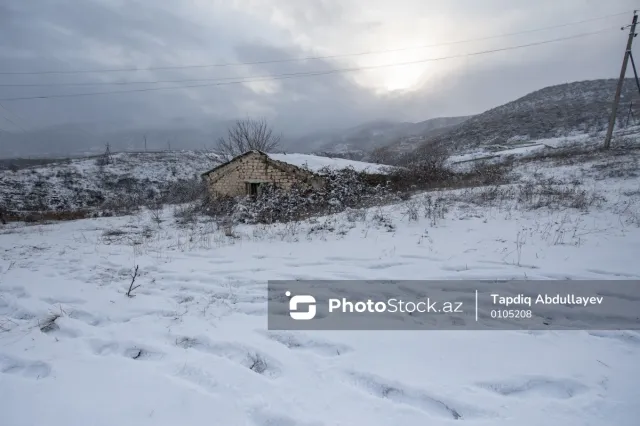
[202,167,393,225]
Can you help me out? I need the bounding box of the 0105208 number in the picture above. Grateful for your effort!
[490,309,532,319]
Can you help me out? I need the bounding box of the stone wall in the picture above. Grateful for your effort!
[204,151,324,197]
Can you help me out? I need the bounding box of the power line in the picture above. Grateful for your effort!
[0,103,27,132]
[0,10,631,77]
[0,28,618,102]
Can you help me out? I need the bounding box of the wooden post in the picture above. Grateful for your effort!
[604,11,638,149]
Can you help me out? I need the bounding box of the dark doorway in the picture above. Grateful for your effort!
[247,182,260,196]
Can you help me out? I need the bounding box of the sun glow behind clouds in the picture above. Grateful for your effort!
[378,63,429,92]
[348,46,449,93]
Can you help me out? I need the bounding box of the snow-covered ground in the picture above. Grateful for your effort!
[1,151,640,425]
[447,128,640,169]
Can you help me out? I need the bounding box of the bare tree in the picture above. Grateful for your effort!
[215,118,281,161]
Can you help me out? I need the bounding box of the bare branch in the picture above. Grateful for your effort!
[126,265,141,297]
[214,118,282,160]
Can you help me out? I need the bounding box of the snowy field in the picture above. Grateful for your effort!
[1,154,640,425]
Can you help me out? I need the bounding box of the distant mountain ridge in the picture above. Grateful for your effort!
[287,116,471,155]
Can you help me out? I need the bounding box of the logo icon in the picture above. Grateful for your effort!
[286,291,316,320]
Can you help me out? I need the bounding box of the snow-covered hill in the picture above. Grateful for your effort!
[1,147,639,425]
[0,151,214,213]
[417,78,640,154]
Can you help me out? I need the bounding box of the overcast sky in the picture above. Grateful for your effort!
[0,0,638,136]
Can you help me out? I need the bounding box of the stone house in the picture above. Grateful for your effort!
[201,150,326,198]
[201,150,393,198]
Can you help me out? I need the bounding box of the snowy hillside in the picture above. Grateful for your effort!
[416,78,640,154]
[1,144,639,425]
[0,151,214,213]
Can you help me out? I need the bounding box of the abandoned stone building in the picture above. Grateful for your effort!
[201,150,389,198]
[201,151,325,198]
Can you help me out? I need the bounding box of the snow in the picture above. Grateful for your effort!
[1,156,639,425]
[1,151,214,212]
[267,152,393,174]
[447,132,601,167]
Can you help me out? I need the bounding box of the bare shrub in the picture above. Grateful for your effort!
[147,201,163,224]
[388,149,455,192]
[614,189,640,227]
[515,179,604,210]
[370,209,396,232]
[345,208,367,223]
[100,193,142,216]
[102,228,128,240]
[173,203,199,226]
[217,216,236,237]
[161,178,206,205]
[199,195,237,218]
[452,178,605,212]
[307,218,336,237]
[464,161,514,186]
[386,148,512,193]
[422,195,448,226]
[403,200,419,222]
[100,227,151,247]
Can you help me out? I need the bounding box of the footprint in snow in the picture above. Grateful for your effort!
[174,336,282,378]
[249,408,325,426]
[88,339,165,361]
[476,376,589,399]
[260,330,353,357]
[0,353,52,379]
[344,371,495,420]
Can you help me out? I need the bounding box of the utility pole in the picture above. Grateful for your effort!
[604,11,638,149]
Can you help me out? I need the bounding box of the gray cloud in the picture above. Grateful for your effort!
[0,0,637,153]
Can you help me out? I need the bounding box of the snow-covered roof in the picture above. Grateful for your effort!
[267,153,392,174]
